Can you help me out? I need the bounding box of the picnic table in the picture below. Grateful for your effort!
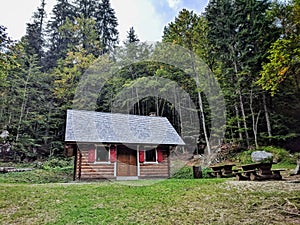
[235,162,285,181]
[208,163,236,178]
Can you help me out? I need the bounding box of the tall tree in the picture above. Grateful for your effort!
[95,0,119,53]
[24,0,46,66]
[44,0,76,69]
[0,25,15,87]
[206,0,278,147]
[163,9,212,154]
[57,16,102,55]
[258,0,300,95]
[74,0,97,19]
[124,27,140,44]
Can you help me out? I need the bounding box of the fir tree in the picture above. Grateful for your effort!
[124,27,140,44]
[44,0,76,69]
[74,0,97,19]
[24,0,46,66]
[95,0,119,53]
[205,0,279,146]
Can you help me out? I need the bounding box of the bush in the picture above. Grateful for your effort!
[235,150,255,164]
[235,146,296,164]
[201,167,213,178]
[258,146,291,163]
[42,157,73,170]
[171,166,214,179]
[171,166,193,179]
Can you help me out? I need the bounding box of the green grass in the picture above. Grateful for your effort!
[0,168,73,183]
[0,150,299,224]
[0,179,299,225]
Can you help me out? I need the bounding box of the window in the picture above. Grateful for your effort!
[145,146,156,162]
[96,145,109,162]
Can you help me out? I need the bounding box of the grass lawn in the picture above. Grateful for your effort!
[1,178,300,225]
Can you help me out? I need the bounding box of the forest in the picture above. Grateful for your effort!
[0,0,299,161]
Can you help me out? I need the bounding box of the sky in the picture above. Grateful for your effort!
[0,0,208,42]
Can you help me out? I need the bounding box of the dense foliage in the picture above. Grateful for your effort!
[0,0,299,161]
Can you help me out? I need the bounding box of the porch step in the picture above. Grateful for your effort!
[116,176,138,181]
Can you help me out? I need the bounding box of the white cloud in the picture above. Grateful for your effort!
[166,0,182,10]
[0,0,56,40]
[111,0,164,42]
[0,0,208,43]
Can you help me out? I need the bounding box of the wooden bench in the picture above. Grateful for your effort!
[271,169,286,180]
[234,169,260,181]
[234,171,249,181]
[209,164,236,178]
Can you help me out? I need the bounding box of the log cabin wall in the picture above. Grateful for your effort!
[79,149,115,180]
[139,150,170,178]
[73,143,171,180]
[74,147,81,180]
[74,143,115,180]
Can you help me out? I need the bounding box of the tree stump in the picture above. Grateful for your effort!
[193,166,202,178]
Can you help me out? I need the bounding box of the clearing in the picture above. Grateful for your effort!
[0,178,299,225]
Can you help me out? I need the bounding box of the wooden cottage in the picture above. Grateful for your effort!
[65,110,185,180]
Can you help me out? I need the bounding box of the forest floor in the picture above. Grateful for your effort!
[0,173,299,224]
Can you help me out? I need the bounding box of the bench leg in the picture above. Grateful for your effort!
[236,173,249,181]
[250,172,258,181]
[272,171,282,180]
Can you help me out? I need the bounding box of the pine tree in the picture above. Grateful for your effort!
[124,27,140,44]
[95,0,119,53]
[205,0,278,147]
[44,0,76,69]
[74,0,97,19]
[57,16,101,56]
[0,25,14,84]
[24,0,46,66]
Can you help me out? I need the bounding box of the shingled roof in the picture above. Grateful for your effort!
[65,110,185,145]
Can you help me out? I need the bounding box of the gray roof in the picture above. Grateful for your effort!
[65,110,185,145]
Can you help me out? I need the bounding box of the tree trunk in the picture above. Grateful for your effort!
[188,49,210,155]
[231,46,248,146]
[16,65,32,142]
[235,103,243,142]
[250,90,261,148]
[263,93,272,137]
[197,90,211,155]
[238,89,250,147]
[135,87,140,115]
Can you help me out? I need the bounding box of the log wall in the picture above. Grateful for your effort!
[139,160,169,178]
[139,151,170,178]
[76,150,115,180]
[74,144,171,180]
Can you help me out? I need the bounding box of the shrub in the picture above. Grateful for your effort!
[235,150,255,164]
[171,166,193,179]
[201,167,213,178]
[42,157,73,170]
[171,166,214,179]
[235,146,295,164]
[257,146,293,163]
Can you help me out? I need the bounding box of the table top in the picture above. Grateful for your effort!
[210,163,236,170]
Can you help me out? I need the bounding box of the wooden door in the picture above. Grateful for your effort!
[117,146,137,176]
